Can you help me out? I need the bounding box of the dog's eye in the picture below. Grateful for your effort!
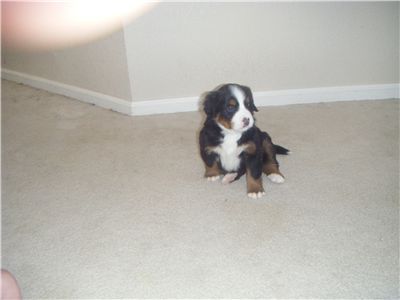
[227,104,236,112]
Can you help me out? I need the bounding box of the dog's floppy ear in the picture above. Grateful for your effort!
[241,85,258,112]
[203,91,220,117]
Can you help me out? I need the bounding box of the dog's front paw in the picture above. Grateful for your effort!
[206,175,220,182]
[222,173,237,184]
[247,191,266,199]
[267,173,285,184]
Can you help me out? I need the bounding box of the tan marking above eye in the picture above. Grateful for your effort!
[228,99,237,107]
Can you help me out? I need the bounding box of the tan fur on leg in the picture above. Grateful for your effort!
[246,168,265,199]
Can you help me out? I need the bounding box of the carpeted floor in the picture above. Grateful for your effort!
[2,79,399,299]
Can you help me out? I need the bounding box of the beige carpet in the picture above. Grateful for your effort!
[2,79,399,299]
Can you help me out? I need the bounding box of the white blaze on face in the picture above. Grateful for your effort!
[230,85,254,132]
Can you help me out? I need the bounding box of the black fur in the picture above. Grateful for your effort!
[274,145,290,155]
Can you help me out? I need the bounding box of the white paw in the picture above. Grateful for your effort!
[206,175,220,182]
[222,173,237,184]
[247,191,266,199]
[267,173,285,184]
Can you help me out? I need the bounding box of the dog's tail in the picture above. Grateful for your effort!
[274,144,290,155]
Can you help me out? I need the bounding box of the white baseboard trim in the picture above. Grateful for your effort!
[2,68,399,116]
[131,96,200,116]
[2,68,132,115]
[254,84,399,107]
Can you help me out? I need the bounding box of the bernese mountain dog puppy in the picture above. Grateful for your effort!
[199,83,289,199]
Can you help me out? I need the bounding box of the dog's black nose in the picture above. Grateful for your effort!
[243,117,250,127]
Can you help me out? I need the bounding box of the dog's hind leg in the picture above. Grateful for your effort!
[262,139,285,183]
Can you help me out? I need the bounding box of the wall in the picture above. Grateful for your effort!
[124,2,399,101]
[2,2,399,113]
[2,29,132,101]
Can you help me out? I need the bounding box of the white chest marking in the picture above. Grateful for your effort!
[214,131,246,172]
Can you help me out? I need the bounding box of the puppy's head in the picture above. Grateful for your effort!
[203,84,258,132]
